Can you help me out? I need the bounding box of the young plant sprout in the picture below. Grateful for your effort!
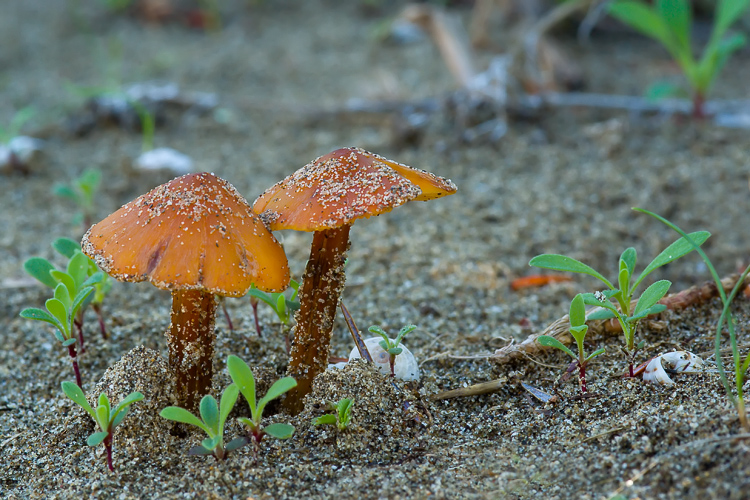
[609,0,750,117]
[246,279,300,337]
[61,381,143,472]
[24,238,110,346]
[20,274,102,387]
[636,207,750,431]
[530,229,709,376]
[227,355,296,449]
[537,294,605,394]
[368,324,417,377]
[51,237,112,338]
[0,106,41,174]
[53,168,102,230]
[313,398,353,431]
[160,384,247,461]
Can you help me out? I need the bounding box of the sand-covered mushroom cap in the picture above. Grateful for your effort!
[253,147,457,231]
[82,172,289,296]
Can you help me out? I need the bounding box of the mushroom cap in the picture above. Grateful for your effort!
[252,147,457,231]
[82,172,290,296]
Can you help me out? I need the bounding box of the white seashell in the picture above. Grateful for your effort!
[335,337,419,381]
[643,351,704,386]
[351,337,420,381]
[0,136,44,169]
[134,147,193,175]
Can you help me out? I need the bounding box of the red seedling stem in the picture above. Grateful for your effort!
[578,362,587,394]
[67,343,82,388]
[74,313,85,353]
[92,304,107,340]
[104,433,114,472]
[250,297,261,337]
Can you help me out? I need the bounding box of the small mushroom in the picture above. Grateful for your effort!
[642,351,704,386]
[82,173,289,410]
[253,147,456,413]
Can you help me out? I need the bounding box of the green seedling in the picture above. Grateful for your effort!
[530,229,709,376]
[52,168,102,230]
[160,384,248,461]
[61,381,143,472]
[636,207,750,431]
[313,398,353,431]
[247,279,300,337]
[0,106,35,144]
[20,271,102,387]
[368,324,417,377]
[24,238,111,346]
[65,39,157,152]
[609,0,750,117]
[538,294,605,394]
[52,237,112,338]
[227,355,296,451]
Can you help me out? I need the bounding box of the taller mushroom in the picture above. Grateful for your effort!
[253,147,457,413]
[83,173,289,411]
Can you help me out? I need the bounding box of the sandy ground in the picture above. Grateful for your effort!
[2,1,750,499]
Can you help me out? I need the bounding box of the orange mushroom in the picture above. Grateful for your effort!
[82,173,289,410]
[253,147,457,413]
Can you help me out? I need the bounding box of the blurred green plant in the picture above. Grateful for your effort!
[530,227,709,376]
[247,279,300,337]
[537,293,605,394]
[24,237,112,345]
[313,398,353,431]
[52,168,102,231]
[20,270,102,387]
[609,0,750,117]
[635,207,750,431]
[61,381,143,472]
[368,324,417,377]
[0,106,35,144]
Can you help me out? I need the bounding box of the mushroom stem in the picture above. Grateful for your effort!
[284,225,351,414]
[167,289,217,411]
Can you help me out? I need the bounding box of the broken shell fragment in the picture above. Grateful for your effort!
[134,147,194,175]
[642,351,704,386]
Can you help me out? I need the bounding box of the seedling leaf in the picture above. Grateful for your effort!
[537,335,576,359]
[199,395,220,432]
[52,237,82,259]
[23,257,58,289]
[314,414,338,426]
[61,381,95,417]
[529,254,613,288]
[188,445,214,456]
[160,407,210,434]
[634,280,671,316]
[226,437,249,451]
[87,432,109,447]
[634,231,710,288]
[219,384,240,430]
[258,377,297,414]
[227,355,256,414]
[20,307,60,328]
[569,294,586,327]
[263,423,295,440]
[610,1,676,52]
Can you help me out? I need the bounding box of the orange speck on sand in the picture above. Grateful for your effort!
[510,274,573,291]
